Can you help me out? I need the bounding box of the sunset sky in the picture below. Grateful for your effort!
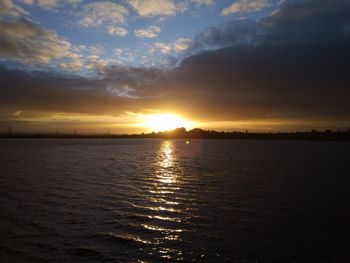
[0,0,349,133]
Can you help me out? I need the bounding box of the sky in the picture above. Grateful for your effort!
[0,0,350,134]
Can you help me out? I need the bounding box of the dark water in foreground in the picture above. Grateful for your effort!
[0,139,349,262]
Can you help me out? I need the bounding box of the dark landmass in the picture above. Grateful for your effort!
[1,127,350,141]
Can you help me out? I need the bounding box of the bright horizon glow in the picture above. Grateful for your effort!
[143,114,193,132]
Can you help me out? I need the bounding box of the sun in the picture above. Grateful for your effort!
[144,113,192,132]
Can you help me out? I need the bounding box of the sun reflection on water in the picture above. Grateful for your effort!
[142,140,185,260]
[157,141,177,184]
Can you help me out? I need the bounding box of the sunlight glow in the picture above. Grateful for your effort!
[143,114,192,132]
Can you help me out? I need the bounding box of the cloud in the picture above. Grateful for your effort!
[60,44,127,72]
[58,59,84,71]
[135,25,161,38]
[12,110,22,116]
[190,19,257,51]
[36,0,58,9]
[79,1,128,28]
[65,0,81,3]
[175,0,215,13]
[222,0,270,15]
[173,40,350,122]
[173,37,192,51]
[18,0,82,9]
[192,0,350,52]
[0,0,27,17]
[151,38,192,54]
[0,65,163,120]
[108,26,128,37]
[152,43,172,54]
[126,0,177,17]
[125,0,215,18]
[191,0,215,6]
[0,17,71,64]
[19,0,34,4]
[112,48,136,65]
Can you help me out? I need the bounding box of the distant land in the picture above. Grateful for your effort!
[1,127,350,141]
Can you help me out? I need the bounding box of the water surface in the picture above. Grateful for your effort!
[0,139,349,262]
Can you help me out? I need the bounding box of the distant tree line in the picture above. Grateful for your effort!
[129,127,350,141]
[2,127,349,140]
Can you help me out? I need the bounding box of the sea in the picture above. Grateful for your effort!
[0,139,349,262]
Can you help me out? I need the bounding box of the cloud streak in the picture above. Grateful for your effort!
[134,25,161,38]
[126,0,177,17]
[222,0,270,15]
[19,0,82,10]
[108,26,128,37]
[79,1,128,28]
[151,38,192,54]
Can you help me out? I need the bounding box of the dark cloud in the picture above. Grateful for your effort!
[1,0,350,131]
[190,0,350,50]
[0,66,153,117]
[171,39,350,121]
